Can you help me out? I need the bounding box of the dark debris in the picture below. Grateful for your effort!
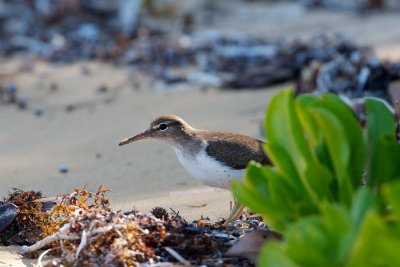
[0,189,44,246]
[0,1,399,103]
[303,0,400,12]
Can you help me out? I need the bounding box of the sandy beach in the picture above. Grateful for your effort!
[0,60,279,218]
[2,1,400,265]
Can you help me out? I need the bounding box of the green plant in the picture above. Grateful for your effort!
[232,89,400,266]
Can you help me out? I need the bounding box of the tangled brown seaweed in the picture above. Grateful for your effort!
[0,187,262,266]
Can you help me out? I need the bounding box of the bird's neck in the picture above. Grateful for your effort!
[169,127,204,155]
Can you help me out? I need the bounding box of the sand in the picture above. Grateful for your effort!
[1,1,400,265]
[0,60,279,216]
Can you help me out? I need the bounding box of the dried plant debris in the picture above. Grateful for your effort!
[0,187,265,266]
[151,206,169,221]
[1,0,399,99]
[0,189,47,246]
[124,32,364,89]
[130,32,400,98]
[99,30,400,97]
[302,0,400,12]
[0,186,111,246]
[296,52,400,102]
[0,0,139,61]
[0,0,399,95]
[226,229,282,262]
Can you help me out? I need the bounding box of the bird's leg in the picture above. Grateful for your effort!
[223,202,244,227]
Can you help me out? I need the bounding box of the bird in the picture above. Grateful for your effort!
[118,115,270,226]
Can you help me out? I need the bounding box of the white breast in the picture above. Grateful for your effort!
[173,144,245,190]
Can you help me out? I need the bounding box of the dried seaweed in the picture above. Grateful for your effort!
[1,187,261,266]
[296,52,400,102]
[1,189,46,246]
[303,0,400,12]
[0,186,109,245]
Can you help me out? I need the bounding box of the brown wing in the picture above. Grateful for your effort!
[204,132,269,170]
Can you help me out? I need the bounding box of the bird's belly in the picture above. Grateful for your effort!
[173,148,245,189]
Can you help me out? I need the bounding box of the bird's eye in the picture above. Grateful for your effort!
[159,123,168,131]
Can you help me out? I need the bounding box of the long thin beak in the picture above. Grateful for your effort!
[118,130,150,146]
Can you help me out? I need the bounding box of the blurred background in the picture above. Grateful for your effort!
[1,0,400,219]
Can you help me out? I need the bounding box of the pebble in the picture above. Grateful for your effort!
[17,96,29,110]
[33,106,44,117]
[6,82,17,103]
[76,23,100,42]
[50,82,58,91]
[6,82,17,95]
[0,203,19,232]
[65,104,76,112]
[96,84,108,94]
[59,164,69,173]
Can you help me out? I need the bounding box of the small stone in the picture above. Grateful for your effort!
[80,65,91,76]
[59,164,69,173]
[96,84,108,94]
[0,85,4,102]
[65,104,76,112]
[6,83,17,94]
[33,106,43,117]
[76,23,100,42]
[50,82,58,91]
[17,96,29,110]
[0,203,18,232]
[6,82,17,103]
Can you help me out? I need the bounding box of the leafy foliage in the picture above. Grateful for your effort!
[232,89,400,266]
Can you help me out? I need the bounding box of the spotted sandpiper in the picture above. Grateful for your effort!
[118,115,270,225]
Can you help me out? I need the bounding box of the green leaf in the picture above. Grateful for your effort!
[285,217,333,266]
[320,203,352,263]
[382,180,400,220]
[311,107,353,206]
[366,98,396,145]
[265,89,313,180]
[233,89,400,267]
[337,189,376,262]
[264,143,310,203]
[369,137,400,186]
[234,163,300,229]
[350,188,376,228]
[263,167,298,218]
[296,94,320,149]
[231,180,269,216]
[243,162,270,195]
[260,242,300,267]
[315,94,366,189]
[314,142,334,174]
[366,98,397,187]
[303,162,333,201]
[347,211,400,267]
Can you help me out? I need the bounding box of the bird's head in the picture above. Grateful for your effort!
[118,115,193,146]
